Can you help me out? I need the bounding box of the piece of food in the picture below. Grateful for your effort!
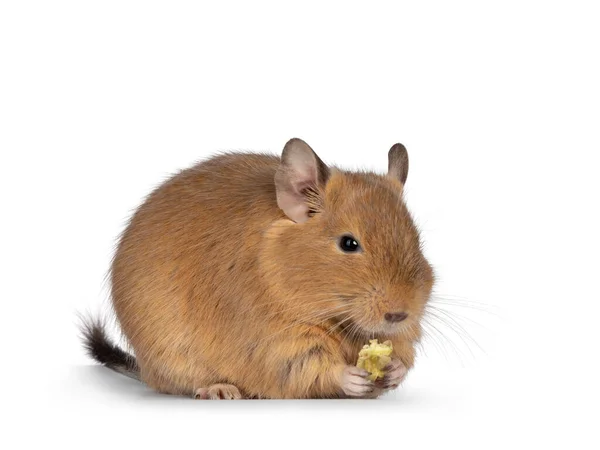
[356,339,393,381]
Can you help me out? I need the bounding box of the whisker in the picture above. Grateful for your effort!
[236,291,361,316]
[256,304,355,344]
[325,317,348,336]
[419,326,445,359]
[426,305,487,351]
[424,310,478,359]
[260,299,344,319]
[429,294,500,316]
[324,314,357,337]
[426,303,489,330]
[421,316,466,364]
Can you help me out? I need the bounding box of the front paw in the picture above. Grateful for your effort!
[340,366,375,397]
[374,358,407,390]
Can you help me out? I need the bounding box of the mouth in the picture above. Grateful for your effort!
[331,302,417,341]
[353,316,416,340]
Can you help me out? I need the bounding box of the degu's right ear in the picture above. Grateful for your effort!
[274,138,330,223]
[388,143,409,185]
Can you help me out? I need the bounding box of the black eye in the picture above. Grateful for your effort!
[339,235,360,253]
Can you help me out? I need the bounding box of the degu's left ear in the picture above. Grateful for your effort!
[388,143,409,184]
[275,138,330,223]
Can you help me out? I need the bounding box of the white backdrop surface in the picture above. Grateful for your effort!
[1,1,598,449]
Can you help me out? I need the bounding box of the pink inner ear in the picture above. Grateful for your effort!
[276,189,310,223]
[287,150,318,179]
[275,139,325,223]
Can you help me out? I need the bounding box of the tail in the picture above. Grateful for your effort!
[80,318,141,381]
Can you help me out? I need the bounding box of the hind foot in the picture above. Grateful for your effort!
[194,384,242,400]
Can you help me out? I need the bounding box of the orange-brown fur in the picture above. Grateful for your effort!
[109,141,434,399]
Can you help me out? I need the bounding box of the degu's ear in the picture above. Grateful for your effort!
[275,138,330,223]
[388,143,409,184]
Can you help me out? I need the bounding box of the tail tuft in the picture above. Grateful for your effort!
[80,317,140,381]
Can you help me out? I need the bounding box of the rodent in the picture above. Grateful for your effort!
[81,138,434,399]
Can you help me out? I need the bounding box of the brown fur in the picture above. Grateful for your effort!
[104,139,434,399]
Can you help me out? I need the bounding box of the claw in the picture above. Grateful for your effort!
[341,365,376,397]
[375,358,407,390]
[193,384,242,400]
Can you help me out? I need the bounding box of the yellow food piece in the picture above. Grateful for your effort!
[356,339,393,381]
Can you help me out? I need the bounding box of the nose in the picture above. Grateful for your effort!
[384,311,408,323]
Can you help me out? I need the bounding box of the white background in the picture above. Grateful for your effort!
[1,1,599,449]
